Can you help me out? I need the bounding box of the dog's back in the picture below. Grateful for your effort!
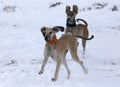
[55,34,76,51]
[66,24,88,36]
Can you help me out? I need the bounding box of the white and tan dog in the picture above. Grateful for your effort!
[39,26,94,81]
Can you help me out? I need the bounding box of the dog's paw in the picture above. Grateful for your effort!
[84,68,88,74]
[51,78,57,82]
[38,71,43,74]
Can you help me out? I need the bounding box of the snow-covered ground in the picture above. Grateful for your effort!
[0,0,120,87]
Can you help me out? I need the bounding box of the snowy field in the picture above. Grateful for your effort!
[0,0,120,87]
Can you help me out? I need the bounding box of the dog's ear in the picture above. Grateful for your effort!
[73,5,78,14]
[41,27,46,33]
[41,27,46,36]
[66,5,71,13]
[53,26,64,33]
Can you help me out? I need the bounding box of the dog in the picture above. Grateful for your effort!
[39,26,94,81]
[65,5,90,55]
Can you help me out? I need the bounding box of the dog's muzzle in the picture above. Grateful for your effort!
[45,36,50,41]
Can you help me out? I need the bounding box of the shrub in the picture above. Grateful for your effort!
[111,5,118,11]
[49,2,62,8]
[3,5,16,12]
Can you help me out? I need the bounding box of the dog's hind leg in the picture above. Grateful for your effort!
[82,29,89,57]
[70,46,88,74]
[75,37,79,47]
[72,53,88,74]
[61,51,71,79]
[77,59,88,74]
[82,39,86,58]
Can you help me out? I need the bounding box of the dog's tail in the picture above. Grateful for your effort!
[74,35,94,40]
[76,18,88,27]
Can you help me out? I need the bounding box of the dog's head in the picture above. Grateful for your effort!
[41,26,64,42]
[66,5,78,22]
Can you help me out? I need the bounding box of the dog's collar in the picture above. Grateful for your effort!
[66,19,76,27]
[47,35,57,44]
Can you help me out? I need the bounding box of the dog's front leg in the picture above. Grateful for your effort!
[51,58,61,81]
[39,55,49,74]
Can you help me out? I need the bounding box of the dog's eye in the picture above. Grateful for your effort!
[49,32,52,34]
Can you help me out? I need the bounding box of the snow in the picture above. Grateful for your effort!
[0,0,120,87]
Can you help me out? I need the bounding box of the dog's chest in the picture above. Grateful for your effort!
[66,27,76,35]
[47,45,56,60]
